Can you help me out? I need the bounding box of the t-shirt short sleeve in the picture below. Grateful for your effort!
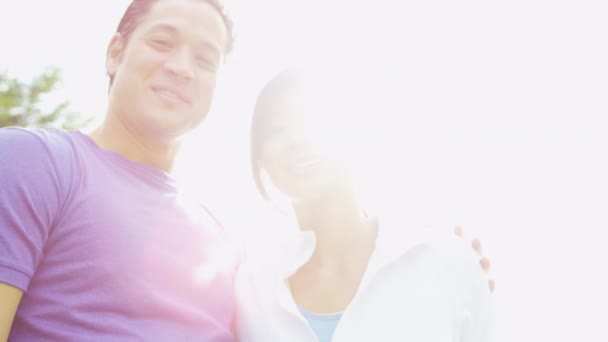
[0,128,64,291]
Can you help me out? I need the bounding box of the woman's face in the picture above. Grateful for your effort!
[257,84,351,202]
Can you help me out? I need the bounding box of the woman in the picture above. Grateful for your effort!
[236,69,495,341]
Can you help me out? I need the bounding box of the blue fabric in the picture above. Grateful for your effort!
[298,305,343,342]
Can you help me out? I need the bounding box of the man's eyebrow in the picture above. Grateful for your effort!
[198,41,221,60]
[147,23,178,34]
[147,23,223,58]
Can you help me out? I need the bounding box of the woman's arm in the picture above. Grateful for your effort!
[441,237,496,342]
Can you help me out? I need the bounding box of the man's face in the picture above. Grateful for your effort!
[107,0,228,141]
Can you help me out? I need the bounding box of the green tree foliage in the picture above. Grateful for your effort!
[0,67,91,130]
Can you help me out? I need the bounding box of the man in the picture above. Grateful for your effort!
[0,0,237,340]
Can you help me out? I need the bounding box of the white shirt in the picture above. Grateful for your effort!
[235,217,495,342]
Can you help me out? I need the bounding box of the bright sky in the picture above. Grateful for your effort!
[2,0,608,340]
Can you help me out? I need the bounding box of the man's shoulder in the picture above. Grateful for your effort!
[0,127,78,156]
[0,127,82,190]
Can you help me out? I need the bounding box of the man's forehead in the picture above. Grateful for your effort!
[136,1,226,37]
[146,22,221,47]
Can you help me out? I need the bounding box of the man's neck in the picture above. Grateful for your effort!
[88,114,180,173]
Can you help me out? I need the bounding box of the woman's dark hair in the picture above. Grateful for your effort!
[250,69,307,200]
[109,0,235,86]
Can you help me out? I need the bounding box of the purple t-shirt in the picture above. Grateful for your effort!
[0,128,237,341]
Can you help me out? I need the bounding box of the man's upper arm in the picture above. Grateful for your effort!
[0,282,23,341]
[0,128,62,292]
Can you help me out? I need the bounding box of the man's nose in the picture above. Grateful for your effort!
[164,47,195,81]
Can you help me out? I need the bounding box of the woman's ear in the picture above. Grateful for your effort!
[106,33,126,79]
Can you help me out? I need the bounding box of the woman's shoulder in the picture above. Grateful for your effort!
[376,217,488,295]
[428,236,486,282]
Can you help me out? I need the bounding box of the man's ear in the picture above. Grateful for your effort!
[106,33,126,78]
